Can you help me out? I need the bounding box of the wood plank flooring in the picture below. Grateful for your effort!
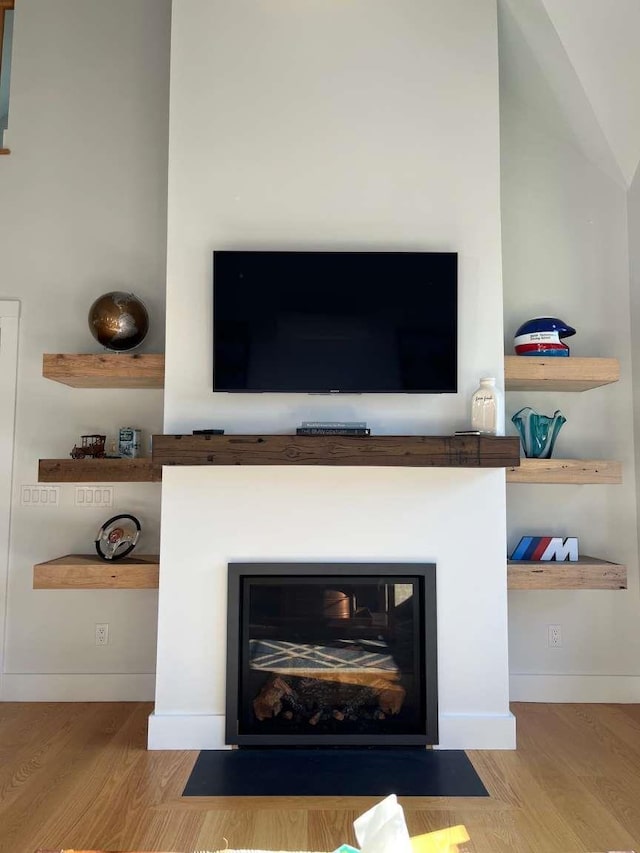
[1,702,639,853]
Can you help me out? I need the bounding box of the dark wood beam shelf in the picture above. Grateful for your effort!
[33,554,160,589]
[507,556,626,590]
[43,353,165,388]
[152,434,521,468]
[38,458,162,483]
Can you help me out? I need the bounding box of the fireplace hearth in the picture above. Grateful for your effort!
[226,563,437,746]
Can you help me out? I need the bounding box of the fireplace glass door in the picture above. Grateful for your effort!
[226,563,437,746]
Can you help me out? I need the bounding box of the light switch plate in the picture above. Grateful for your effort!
[21,485,60,507]
[75,487,114,508]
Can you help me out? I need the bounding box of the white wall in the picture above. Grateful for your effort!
[0,0,170,699]
[152,466,513,750]
[630,167,640,587]
[164,0,505,435]
[155,0,515,750]
[541,0,640,187]
[499,3,640,700]
[0,301,19,697]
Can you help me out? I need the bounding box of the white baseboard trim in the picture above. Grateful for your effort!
[0,673,155,701]
[147,712,229,750]
[510,674,640,702]
[437,711,516,749]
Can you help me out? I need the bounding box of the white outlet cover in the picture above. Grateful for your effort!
[75,487,113,508]
[95,623,109,645]
[21,485,60,507]
[548,624,562,647]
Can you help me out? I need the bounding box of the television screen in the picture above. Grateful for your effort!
[213,251,457,393]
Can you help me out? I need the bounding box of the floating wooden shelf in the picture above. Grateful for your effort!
[506,458,622,484]
[152,434,521,469]
[33,554,160,589]
[504,356,619,391]
[34,554,626,591]
[507,556,626,590]
[38,458,162,483]
[42,353,165,388]
[0,148,9,155]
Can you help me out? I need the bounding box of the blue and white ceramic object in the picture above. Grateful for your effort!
[511,407,566,458]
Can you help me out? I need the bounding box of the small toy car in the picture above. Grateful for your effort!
[70,434,106,459]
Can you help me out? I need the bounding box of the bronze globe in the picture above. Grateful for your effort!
[88,291,149,351]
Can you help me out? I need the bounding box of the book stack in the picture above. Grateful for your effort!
[296,421,370,436]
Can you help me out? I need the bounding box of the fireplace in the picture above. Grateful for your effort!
[225,562,438,746]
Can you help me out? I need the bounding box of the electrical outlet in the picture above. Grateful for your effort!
[95,623,109,646]
[76,487,113,508]
[21,485,60,507]
[548,624,562,648]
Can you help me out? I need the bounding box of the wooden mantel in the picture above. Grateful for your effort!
[151,433,521,468]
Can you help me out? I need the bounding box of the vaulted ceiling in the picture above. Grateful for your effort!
[499,0,640,188]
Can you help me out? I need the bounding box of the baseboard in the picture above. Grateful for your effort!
[0,673,155,701]
[147,712,229,749]
[437,711,516,750]
[510,674,640,702]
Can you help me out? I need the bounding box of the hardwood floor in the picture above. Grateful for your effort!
[1,702,639,853]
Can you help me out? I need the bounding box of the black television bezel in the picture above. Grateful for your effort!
[212,249,458,394]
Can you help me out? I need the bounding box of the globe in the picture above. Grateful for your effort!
[88,291,149,351]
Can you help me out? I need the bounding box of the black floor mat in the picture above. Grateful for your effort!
[183,748,488,797]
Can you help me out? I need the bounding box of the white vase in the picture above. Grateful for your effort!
[470,377,504,436]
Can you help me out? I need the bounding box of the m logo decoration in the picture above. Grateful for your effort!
[511,536,578,562]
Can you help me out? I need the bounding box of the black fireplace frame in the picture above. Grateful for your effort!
[225,562,438,747]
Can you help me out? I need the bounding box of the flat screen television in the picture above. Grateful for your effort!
[213,250,457,394]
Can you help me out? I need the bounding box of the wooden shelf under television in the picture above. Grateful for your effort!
[33,554,160,589]
[151,433,521,469]
[507,556,626,590]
